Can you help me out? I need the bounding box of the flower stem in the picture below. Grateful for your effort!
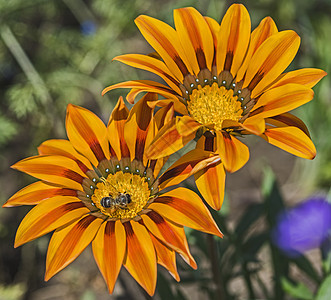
[207,234,226,299]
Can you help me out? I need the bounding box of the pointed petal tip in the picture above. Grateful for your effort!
[101,86,112,96]
[321,70,328,78]
[190,259,198,270]
[66,103,79,112]
[44,272,52,282]
[105,281,116,294]
[14,240,22,248]
[10,162,20,170]
[215,229,224,239]
[172,272,180,282]
[2,201,14,208]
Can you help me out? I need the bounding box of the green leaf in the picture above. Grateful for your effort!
[316,275,331,300]
[281,277,314,300]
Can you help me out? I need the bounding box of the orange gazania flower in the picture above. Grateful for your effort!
[3,94,222,296]
[102,4,326,210]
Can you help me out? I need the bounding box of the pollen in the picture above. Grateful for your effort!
[91,171,151,220]
[187,82,243,131]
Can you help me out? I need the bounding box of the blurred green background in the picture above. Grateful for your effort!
[0,0,330,299]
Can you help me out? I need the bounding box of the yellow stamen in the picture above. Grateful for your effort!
[92,171,151,219]
[187,82,243,131]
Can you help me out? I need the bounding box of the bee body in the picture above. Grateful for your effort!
[100,196,113,208]
[100,193,132,211]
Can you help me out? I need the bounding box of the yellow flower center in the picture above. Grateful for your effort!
[91,171,151,220]
[187,82,243,131]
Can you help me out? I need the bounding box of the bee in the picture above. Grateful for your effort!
[100,193,132,211]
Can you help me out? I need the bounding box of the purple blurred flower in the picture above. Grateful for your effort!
[272,197,331,257]
[81,20,97,36]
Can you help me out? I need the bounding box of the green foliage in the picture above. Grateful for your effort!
[0,283,26,300]
[0,0,330,299]
[316,275,331,300]
[281,278,314,300]
[0,113,18,146]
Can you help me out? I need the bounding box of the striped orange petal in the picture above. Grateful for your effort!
[158,148,217,189]
[266,112,310,137]
[15,196,89,247]
[45,215,103,281]
[216,4,251,77]
[114,54,182,94]
[194,160,226,210]
[174,7,214,73]
[102,80,177,104]
[269,68,327,89]
[12,155,87,191]
[216,132,249,173]
[146,116,200,159]
[135,14,192,80]
[149,187,223,238]
[3,181,77,207]
[124,93,156,162]
[141,211,197,269]
[244,30,300,98]
[66,104,110,166]
[107,96,130,160]
[204,16,220,49]
[236,16,278,82]
[250,83,314,119]
[92,221,126,293]
[262,126,316,159]
[149,234,180,281]
[38,139,92,173]
[123,221,157,296]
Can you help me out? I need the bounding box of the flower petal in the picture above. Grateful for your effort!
[149,234,180,281]
[194,161,226,210]
[123,221,157,296]
[250,83,314,119]
[38,139,92,173]
[114,54,182,94]
[124,93,156,161]
[146,116,200,159]
[159,148,217,189]
[205,16,220,49]
[92,221,126,293]
[269,68,327,89]
[141,211,197,269]
[66,104,109,166]
[176,115,202,136]
[244,30,300,98]
[241,117,266,135]
[216,132,249,172]
[12,155,86,191]
[174,7,214,72]
[262,126,316,159]
[217,4,251,77]
[102,80,177,104]
[15,196,88,247]
[135,14,192,80]
[107,96,130,160]
[3,181,77,207]
[150,187,223,238]
[153,98,188,116]
[45,215,103,281]
[154,102,175,132]
[266,112,310,137]
[236,16,278,82]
